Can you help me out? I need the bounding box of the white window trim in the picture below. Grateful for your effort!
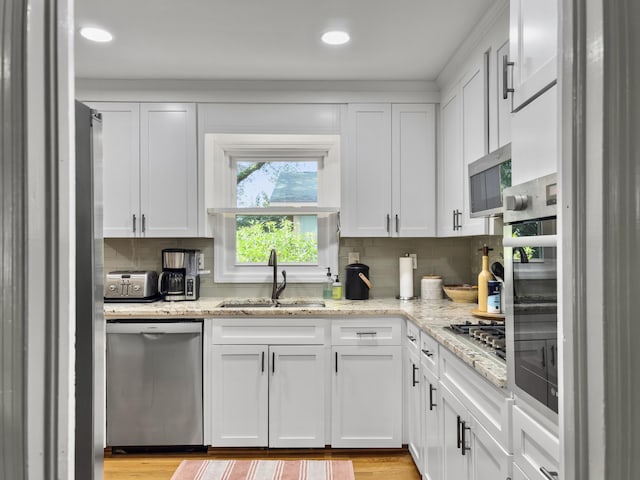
[205,134,341,283]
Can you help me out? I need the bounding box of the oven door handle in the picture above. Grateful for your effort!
[503,234,558,248]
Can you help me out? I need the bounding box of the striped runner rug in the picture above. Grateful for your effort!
[170,459,355,480]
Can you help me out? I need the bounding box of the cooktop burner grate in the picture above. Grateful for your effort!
[448,320,506,360]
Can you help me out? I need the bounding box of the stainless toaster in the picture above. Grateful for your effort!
[104,271,159,301]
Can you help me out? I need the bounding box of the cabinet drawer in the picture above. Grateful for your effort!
[439,347,513,450]
[211,318,327,345]
[512,405,559,480]
[331,318,402,345]
[419,331,438,374]
[405,320,420,351]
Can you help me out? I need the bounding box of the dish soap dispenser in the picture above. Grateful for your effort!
[323,267,334,299]
[332,274,342,300]
[477,245,494,312]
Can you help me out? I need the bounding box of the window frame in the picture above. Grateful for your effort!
[205,134,341,283]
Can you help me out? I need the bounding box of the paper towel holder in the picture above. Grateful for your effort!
[396,295,418,300]
[398,253,417,300]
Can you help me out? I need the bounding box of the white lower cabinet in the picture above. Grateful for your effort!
[268,345,326,447]
[331,345,402,447]
[406,342,423,469]
[440,383,512,480]
[440,384,471,480]
[421,362,442,480]
[512,405,559,480]
[210,345,268,446]
[210,344,326,448]
[208,318,327,448]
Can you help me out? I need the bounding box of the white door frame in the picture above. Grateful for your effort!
[560,0,640,478]
[0,0,75,478]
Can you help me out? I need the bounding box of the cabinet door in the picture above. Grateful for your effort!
[511,85,558,184]
[331,346,402,447]
[496,40,512,149]
[469,417,512,480]
[512,405,559,480]
[269,346,326,448]
[440,385,470,480]
[512,462,531,480]
[140,103,198,237]
[210,345,268,446]
[422,365,442,480]
[91,103,140,237]
[343,104,392,237]
[460,59,489,236]
[437,89,463,237]
[391,104,436,237]
[405,347,422,469]
[509,0,558,111]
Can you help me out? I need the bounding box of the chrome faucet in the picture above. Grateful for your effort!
[268,249,287,300]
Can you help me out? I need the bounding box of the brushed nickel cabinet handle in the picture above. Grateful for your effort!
[503,54,515,100]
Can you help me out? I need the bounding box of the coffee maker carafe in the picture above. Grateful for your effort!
[158,248,200,301]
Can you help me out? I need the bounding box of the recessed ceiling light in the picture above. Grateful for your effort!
[321,31,350,46]
[80,27,113,43]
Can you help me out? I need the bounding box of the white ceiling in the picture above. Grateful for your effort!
[74,0,496,81]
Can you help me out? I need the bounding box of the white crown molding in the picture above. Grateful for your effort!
[76,79,441,104]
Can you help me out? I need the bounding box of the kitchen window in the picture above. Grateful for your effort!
[206,134,340,283]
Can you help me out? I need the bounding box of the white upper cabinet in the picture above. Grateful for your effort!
[92,103,141,237]
[436,5,509,237]
[90,102,198,237]
[140,103,198,237]
[392,104,437,237]
[507,0,559,183]
[510,85,558,185]
[507,0,558,111]
[437,59,490,237]
[343,103,436,237]
[460,59,490,236]
[437,89,463,237]
[494,40,512,150]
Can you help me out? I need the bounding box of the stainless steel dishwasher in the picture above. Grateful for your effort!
[105,320,203,447]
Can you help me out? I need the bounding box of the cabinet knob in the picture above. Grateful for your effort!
[505,194,528,211]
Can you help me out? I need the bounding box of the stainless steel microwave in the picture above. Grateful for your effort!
[468,143,512,218]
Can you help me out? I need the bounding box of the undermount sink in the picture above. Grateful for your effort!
[275,300,326,308]
[219,299,326,309]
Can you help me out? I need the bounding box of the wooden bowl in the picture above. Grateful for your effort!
[443,285,478,303]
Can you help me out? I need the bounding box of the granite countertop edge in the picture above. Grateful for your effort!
[104,297,507,389]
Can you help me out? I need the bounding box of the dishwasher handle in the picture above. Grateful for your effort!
[141,332,166,340]
[106,321,202,335]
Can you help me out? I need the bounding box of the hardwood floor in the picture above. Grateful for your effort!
[103,448,421,480]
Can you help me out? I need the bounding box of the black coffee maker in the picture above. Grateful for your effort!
[158,248,200,301]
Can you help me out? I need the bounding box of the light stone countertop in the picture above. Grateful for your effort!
[104,297,507,389]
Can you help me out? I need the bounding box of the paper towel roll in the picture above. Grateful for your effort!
[399,256,414,299]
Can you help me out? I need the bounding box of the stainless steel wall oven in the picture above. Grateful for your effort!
[503,173,558,419]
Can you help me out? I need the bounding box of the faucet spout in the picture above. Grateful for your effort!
[267,249,287,300]
[268,249,278,300]
[276,270,287,299]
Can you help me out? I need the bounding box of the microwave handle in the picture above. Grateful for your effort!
[503,234,558,248]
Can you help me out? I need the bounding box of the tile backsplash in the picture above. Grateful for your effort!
[104,235,503,299]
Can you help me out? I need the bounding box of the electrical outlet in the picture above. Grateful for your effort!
[197,253,205,270]
[348,252,360,264]
[409,253,417,269]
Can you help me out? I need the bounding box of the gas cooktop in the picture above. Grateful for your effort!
[448,320,506,361]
